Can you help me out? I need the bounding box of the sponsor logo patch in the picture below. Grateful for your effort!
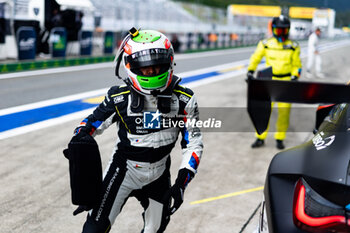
[179,94,190,103]
[34,8,40,15]
[114,95,124,104]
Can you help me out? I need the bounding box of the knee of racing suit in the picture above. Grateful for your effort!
[155,202,171,233]
[82,214,111,233]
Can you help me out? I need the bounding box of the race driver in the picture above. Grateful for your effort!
[247,15,302,150]
[69,28,203,232]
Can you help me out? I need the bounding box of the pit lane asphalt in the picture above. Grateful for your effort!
[1,39,350,233]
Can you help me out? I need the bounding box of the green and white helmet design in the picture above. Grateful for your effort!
[121,29,174,95]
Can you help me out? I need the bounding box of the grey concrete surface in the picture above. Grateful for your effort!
[1,42,350,233]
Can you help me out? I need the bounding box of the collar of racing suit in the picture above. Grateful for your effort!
[130,75,182,114]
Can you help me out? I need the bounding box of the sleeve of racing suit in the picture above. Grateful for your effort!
[247,40,266,72]
[179,94,203,175]
[291,43,302,78]
[74,87,118,137]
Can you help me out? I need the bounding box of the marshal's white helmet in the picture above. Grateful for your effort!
[116,28,175,95]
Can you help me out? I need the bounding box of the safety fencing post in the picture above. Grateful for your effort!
[104,31,114,54]
[51,27,67,58]
[80,31,93,56]
[16,26,36,60]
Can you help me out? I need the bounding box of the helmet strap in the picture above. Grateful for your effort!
[128,76,181,114]
[157,75,181,113]
[157,95,172,113]
[130,88,144,113]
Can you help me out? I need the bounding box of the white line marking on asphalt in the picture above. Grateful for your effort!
[185,68,247,88]
[175,47,255,60]
[0,63,115,80]
[0,88,108,116]
[0,108,95,140]
[180,59,249,79]
[0,48,252,80]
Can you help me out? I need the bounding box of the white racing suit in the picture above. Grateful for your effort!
[75,77,203,233]
[306,32,322,75]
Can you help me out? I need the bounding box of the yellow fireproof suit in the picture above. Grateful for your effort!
[248,37,302,141]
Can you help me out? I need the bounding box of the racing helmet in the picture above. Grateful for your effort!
[115,28,174,95]
[271,15,290,42]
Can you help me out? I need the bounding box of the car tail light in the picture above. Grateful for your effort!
[293,178,350,233]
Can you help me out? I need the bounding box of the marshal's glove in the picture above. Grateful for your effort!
[291,75,298,81]
[246,70,254,80]
[163,168,194,215]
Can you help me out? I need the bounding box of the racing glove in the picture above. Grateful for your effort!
[73,126,91,139]
[163,168,194,215]
[63,127,91,159]
[291,75,298,81]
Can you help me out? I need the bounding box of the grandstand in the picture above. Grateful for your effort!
[90,0,203,32]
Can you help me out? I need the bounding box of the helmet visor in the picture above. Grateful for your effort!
[126,48,172,76]
[273,27,289,37]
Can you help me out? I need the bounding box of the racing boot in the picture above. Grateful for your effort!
[251,139,264,148]
[276,140,285,150]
